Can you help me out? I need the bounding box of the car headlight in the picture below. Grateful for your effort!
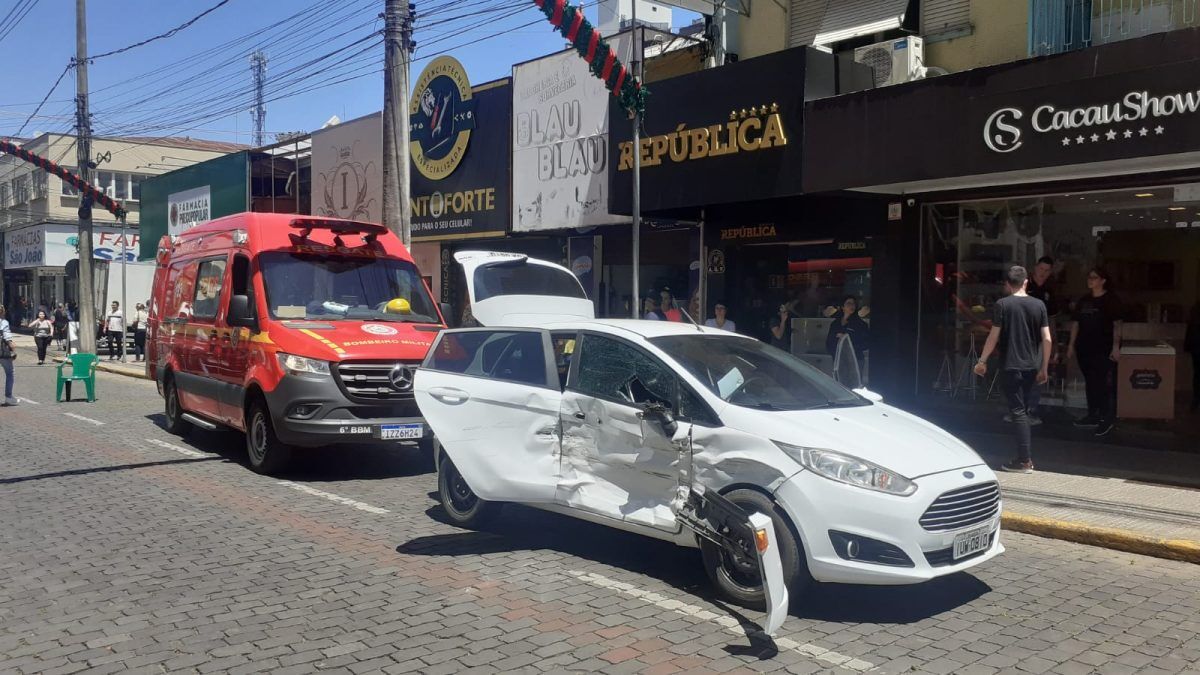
[276,353,331,378]
[775,442,917,496]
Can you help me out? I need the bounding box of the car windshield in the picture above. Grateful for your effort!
[260,252,439,323]
[649,334,869,411]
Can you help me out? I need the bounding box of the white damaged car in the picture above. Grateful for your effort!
[415,252,1003,626]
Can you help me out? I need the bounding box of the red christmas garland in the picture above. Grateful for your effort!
[533,0,647,115]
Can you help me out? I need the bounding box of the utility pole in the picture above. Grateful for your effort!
[382,0,413,245]
[75,0,96,354]
[250,51,268,147]
[629,2,642,318]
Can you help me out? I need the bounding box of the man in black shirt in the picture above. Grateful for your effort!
[974,265,1052,473]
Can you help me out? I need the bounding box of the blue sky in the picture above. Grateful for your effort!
[0,0,695,147]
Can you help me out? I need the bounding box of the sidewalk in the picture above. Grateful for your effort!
[7,333,1197,563]
[8,333,149,380]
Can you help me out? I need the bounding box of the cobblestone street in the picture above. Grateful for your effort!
[2,362,1199,674]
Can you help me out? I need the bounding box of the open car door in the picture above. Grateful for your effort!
[454,251,594,327]
[415,328,561,503]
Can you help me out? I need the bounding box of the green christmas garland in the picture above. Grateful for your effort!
[533,0,648,115]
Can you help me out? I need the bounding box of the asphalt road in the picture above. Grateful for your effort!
[2,360,1198,674]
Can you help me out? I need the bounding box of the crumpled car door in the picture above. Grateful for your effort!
[415,328,560,502]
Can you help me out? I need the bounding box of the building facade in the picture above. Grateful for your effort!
[0,134,243,321]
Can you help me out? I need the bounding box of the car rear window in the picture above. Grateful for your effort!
[473,263,586,301]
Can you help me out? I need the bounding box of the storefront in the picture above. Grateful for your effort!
[804,27,1200,449]
[2,222,138,321]
[607,45,891,388]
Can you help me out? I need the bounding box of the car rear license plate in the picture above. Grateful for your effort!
[952,524,992,560]
[380,423,423,440]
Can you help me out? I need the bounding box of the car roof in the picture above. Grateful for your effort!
[537,318,757,341]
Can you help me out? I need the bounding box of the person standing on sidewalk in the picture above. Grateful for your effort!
[1067,266,1123,437]
[105,301,126,361]
[974,266,1052,474]
[0,305,17,406]
[29,310,54,365]
[131,302,149,362]
[53,303,69,351]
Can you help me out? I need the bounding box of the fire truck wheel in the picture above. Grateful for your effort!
[246,397,293,475]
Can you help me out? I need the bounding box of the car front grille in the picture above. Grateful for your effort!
[923,533,994,567]
[335,361,420,401]
[919,481,1001,532]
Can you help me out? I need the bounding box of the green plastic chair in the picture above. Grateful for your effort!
[57,353,98,403]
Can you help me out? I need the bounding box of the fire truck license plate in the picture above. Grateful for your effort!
[380,424,423,440]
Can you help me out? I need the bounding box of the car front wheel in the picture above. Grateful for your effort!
[437,453,500,528]
[699,488,812,609]
[246,398,293,475]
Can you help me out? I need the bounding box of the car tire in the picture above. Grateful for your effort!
[246,398,293,475]
[438,453,500,528]
[699,488,812,610]
[162,376,192,437]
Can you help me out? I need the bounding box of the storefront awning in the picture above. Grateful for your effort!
[813,0,911,46]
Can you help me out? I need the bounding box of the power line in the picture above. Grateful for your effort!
[90,0,234,60]
[0,0,39,45]
[13,63,73,138]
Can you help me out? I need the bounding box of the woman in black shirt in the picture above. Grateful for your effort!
[826,295,870,366]
[1066,266,1122,436]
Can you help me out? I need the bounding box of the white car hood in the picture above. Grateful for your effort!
[727,402,984,479]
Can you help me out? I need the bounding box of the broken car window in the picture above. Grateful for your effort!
[427,330,549,387]
[574,334,676,407]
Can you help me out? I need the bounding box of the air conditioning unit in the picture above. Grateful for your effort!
[854,36,924,87]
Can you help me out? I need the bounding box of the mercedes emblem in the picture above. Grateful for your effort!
[389,365,414,392]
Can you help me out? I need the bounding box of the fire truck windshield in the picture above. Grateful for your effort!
[260,252,439,323]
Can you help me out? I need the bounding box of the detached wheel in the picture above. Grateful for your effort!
[246,398,293,475]
[438,453,500,528]
[700,489,811,609]
[163,376,192,437]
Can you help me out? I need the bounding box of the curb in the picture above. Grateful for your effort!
[50,355,151,380]
[1002,512,1200,564]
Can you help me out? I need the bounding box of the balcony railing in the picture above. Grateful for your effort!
[1029,0,1199,56]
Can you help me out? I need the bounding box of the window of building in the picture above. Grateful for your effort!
[131,175,142,201]
[32,172,47,200]
[61,169,79,196]
[12,174,30,204]
[0,183,10,208]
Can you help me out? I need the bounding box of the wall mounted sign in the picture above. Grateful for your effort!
[312,113,382,223]
[410,78,511,241]
[609,46,813,214]
[410,56,476,181]
[803,29,1200,193]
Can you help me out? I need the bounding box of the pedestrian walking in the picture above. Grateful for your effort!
[974,266,1051,474]
[1066,266,1123,437]
[53,303,69,350]
[30,310,54,365]
[105,301,126,360]
[132,302,149,362]
[0,305,17,406]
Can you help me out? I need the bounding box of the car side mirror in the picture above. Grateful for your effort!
[640,401,678,436]
[229,294,258,331]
